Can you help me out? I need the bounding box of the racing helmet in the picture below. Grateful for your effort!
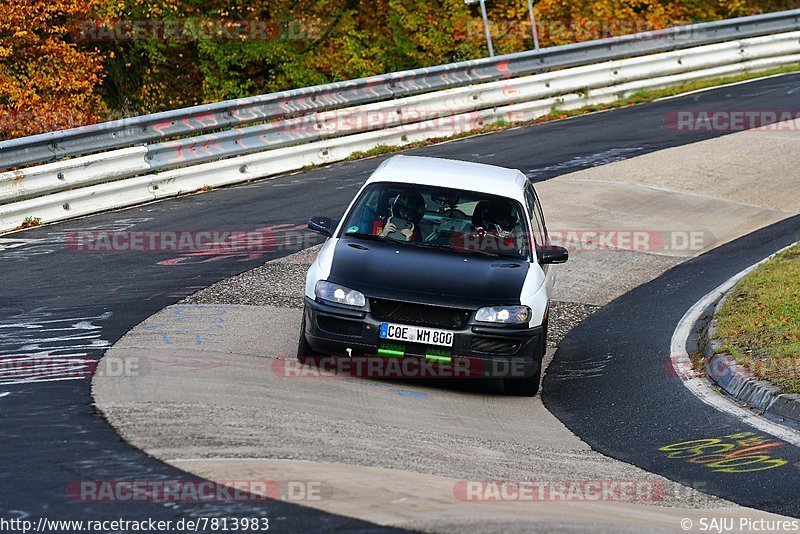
[391,190,426,223]
[486,202,519,238]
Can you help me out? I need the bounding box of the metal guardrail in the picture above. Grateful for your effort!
[1,8,799,169]
[2,31,798,232]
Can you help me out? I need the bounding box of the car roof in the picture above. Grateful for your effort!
[366,155,528,201]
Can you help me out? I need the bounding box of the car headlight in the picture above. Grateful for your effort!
[475,305,531,324]
[315,280,366,307]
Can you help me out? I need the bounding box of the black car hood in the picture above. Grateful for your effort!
[327,237,529,309]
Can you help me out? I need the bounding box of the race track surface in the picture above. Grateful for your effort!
[544,214,800,518]
[1,73,799,527]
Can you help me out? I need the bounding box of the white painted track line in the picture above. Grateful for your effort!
[670,243,800,447]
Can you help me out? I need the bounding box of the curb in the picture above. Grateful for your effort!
[701,290,800,424]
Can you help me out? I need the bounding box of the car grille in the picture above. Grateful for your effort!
[470,337,521,355]
[370,299,470,329]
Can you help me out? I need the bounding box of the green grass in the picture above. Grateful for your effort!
[346,145,398,160]
[553,64,800,117]
[716,243,800,394]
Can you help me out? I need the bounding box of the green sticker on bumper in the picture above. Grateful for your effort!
[378,342,404,358]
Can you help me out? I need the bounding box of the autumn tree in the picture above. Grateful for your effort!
[0,0,107,139]
[477,0,800,52]
[91,0,800,114]
[2,0,797,138]
[95,0,482,112]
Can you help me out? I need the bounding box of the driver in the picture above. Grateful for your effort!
[374,190,426,241]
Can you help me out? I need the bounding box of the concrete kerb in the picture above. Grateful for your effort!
[700,276,800,424]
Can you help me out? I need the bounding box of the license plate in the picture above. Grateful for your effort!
[379,323,454,347]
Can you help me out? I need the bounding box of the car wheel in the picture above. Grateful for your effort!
[297,310,323,365]
[503,360,542,397]
[503,319,547,397]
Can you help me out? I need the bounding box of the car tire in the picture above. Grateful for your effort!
[503,359,542,397]
[297,310,323,365]
[503,319,547,397]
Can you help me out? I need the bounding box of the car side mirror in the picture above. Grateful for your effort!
[539,245,569,265]
[308,216,335,237]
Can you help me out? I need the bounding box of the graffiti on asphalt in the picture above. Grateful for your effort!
[0,308,112,385]
[142,306,227,346]
[659,432,789,474]
[0,218,153,260]
[158,224,309,266]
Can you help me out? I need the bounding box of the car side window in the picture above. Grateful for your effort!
[533,191,549,246]
[524,184,546,251]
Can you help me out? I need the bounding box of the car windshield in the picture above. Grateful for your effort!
[340,182,531,260]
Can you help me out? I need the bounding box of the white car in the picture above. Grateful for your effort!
[299,155,567,395]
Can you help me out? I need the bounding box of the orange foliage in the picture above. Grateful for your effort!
[1,0,797,140]
[0,0,107,139]
[486,0,799,52]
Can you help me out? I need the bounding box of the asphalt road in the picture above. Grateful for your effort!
[544,214,800,518]
[1,72,799,527]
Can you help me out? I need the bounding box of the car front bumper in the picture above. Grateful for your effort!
[302,296,544,378]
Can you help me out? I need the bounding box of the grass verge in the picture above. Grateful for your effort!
[716,243,800,394]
